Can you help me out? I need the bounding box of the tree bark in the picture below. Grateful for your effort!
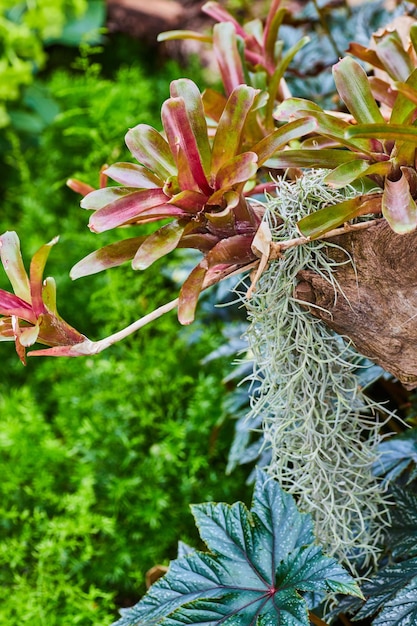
[294,219,417,389]
[106,0,186,41]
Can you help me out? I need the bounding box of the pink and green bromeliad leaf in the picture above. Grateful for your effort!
[71,78,314,324]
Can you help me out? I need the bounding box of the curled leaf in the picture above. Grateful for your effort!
[382,172,417,234]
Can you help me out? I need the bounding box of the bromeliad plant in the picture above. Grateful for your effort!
[69,77,314,325]
[5,2,417,625]
[158,0,311,138]
[273,20,417,237]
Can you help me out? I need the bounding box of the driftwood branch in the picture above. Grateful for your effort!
[292,219,417,389]
[106,0,186,41]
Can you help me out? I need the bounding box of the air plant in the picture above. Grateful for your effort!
[242,171,391,572]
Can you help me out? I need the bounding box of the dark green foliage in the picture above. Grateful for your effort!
[113,471,361,626]
[331,487,417,625]
[374,428,417,485]
[387,488,417,560]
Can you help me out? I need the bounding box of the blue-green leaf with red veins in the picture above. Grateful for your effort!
[112,470,362,626]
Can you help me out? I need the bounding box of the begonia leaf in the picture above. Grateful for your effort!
[386,487,417,559]
[374,429,417,487]
[125,124,177,181]
[132,221,187,270]
[333,57,385,125]
[354,558,417,624]
[297,195,381,239]
[70,237,147,279]
[211,85,258,175]
[104,163,162,188]
[112,470,361,626]
[0,231,31,302]
[382,173,417,234]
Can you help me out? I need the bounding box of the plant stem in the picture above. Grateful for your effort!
[269,218,383,259]
[89,298,180,352]
[309,612,330,626]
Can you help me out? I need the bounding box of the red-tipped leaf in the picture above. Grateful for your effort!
[162,97,211,194]
[333,57,385,125]
[70,237,147,279]
[132,221,187,270]
[29,237,59,317]
[88,189,172,233]
[104,163,162,188]
[211,85,258,174]
[215,152,258,190]
[125,124,177,181]
[382,173,417,234]
[170,79,212,179]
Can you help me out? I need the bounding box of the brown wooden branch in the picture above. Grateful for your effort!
[106,0,185,41]
[292,219,417,389]
[309,611,330,626]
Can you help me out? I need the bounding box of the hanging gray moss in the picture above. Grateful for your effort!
[243,171,391,573]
